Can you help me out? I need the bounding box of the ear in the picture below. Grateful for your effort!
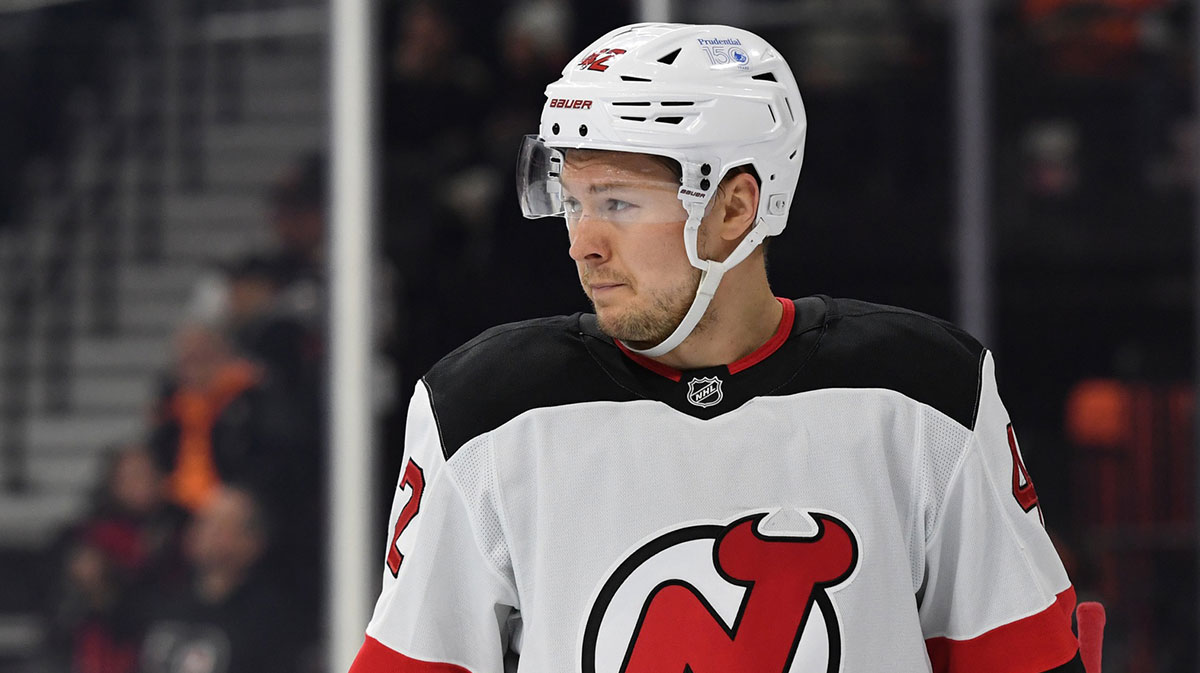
[716,172,760,242]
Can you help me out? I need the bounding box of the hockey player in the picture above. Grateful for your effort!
[351,23,1084,673]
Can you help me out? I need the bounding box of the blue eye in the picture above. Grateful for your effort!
[606,199,633,212]
[563,198,582,215]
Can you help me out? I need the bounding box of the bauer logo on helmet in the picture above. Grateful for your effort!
[549,99,593,110]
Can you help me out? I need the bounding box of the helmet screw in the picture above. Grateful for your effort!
[700,163,711,176]
[700,178,711,191]
[552,123,560,135]
[579,124,588,136]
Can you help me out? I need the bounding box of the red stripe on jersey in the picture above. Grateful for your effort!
[728,297,796,375]
[925,587,1078,673]
[349,636,474,673]
[614,340,683,382]
[614,297,796,380]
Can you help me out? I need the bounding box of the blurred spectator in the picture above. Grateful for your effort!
[251,155,328,400]
[178,153,331,633]
[149,316,323,630]
[43,446,189,673]
[186,154,328,399]
[225,255,323,403]
[81,446,189,588]
[49,543,140,673]
[149,322,263,513]
[189,153,327,325]
[139,487,301,673]
[221,255,326,625]
[225,257,281,340]
[267,153,326,290]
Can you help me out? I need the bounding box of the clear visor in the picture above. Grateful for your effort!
[515,135,686,226]
[517,135,565,218]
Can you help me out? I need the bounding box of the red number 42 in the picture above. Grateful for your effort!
[1008,424,1043,525]
[386,458,426,577]
[578,48,626,72]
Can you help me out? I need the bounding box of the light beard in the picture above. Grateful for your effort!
[589,268,704,348]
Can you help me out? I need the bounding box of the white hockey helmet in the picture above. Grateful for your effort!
[517,22,806,357]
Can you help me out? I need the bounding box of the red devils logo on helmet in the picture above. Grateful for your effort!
[581,510,860,673]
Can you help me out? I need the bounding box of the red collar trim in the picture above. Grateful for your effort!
[614,297,795,381]
[615,339,683,382]
[728,297,795,374]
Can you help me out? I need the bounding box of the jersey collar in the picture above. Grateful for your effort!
[580,297,828,421]
[613,297,796,382]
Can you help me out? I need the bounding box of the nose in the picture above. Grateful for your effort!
[567,213,611,264]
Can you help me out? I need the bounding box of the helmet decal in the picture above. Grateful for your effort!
[697,37,751,69]
[578,48,627,72]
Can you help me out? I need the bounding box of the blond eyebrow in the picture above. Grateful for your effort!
[590,182,642,194]
[561,180,677,195]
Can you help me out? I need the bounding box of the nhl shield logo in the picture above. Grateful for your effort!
[686,376,723,408]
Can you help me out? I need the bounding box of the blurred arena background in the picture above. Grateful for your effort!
[0,0,1192,672]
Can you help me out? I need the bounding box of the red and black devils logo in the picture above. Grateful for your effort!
[581,511,859,673]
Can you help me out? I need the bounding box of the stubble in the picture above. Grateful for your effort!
[588,267,705,347]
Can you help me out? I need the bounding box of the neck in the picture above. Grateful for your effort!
[650,266,782,371]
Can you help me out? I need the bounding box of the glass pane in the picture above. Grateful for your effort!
[994,1,1195,670]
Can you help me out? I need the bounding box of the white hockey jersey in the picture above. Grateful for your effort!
[351,297,1082,673]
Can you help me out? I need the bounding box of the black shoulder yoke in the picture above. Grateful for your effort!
[422,315,637,459]
[792,298,987,430]
[421,298,989,458]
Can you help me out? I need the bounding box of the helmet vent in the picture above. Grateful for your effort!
[660,101,694,107]
[620,116,647,122]
[657,48,681,65]
[785,97,795,122]
[613,101,651,107]
[789,149,798,160]
[752,72,777,82]
[621,75,652,82]
[767,105,776,124]
[656,116,684,125]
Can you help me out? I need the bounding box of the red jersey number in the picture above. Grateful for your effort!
[578,48,626,72]
[386,458,426,577]
[1007,424,1042,522]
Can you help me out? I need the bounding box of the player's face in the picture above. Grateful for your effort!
[561,150,702,348]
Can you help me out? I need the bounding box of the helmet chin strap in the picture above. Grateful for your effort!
[623,203,770,359]
[625,260,723,358]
